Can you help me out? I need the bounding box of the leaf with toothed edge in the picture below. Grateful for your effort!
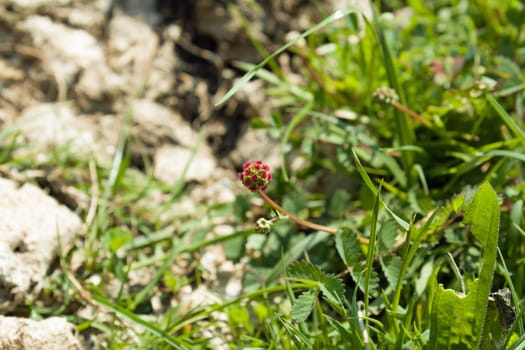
[336,228,379,296]
[428,182,500,349]
[291,290,316,322]
[287,261,345,310]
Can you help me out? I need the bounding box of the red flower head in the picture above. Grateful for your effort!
[238,160,273,192]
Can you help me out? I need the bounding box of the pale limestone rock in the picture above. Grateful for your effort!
[0,178,83,312]
[15,103,119,164]
[0,316,84,350]
[130,99,196,148]
[154,144,216,184]
[6,0,71,10]
[18,15,104,84]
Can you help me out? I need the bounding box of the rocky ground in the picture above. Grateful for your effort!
[0,0,347,348]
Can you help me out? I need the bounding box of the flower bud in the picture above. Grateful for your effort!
[238,160,273,192]
[255,217,274,234]
[373,86,399,105]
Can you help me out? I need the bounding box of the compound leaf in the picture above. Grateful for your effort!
[292,290,317,322]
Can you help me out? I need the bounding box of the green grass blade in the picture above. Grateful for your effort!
[87,107,131,264]
[508,334,525,350]
[131,228,254,309]
[352,147,378,196]
[352,149,409,230]
[170,129,205,198]
[280,103,312,181]
[487,94,525,146]
[131,239,184,309]
[215,9,357,106]
[169,284,303,333]
[370,2,415,182]
[283,255,310,335]
[264,231,329,286]
[498,247,524,335]
[364,183,381,333]
[234,62,313,103]
[91,293,190,350]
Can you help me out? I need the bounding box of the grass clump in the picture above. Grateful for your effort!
[215,1,525,348]
[2,1,524,349]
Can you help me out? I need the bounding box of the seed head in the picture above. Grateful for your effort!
[373,86,399,105]
[238,160,273,192]
[255,217,274,234]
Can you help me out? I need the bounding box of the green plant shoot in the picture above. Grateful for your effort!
[428,182,500,349]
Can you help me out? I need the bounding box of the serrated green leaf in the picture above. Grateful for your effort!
[429,182,500,349]
[466,182,500,346]
[328,189,352,218]
[350,267,379,296]
[463,182,500,247]
[335,228,364,268]
[288,261,345,306]
[319,273,345,306]
[378,219,399,251]
[292,290,317,322]
[380,255,403,288]
[287,261,322,281]
[223,235,246,262]
[265,231,329,286]
[334,229,379,296]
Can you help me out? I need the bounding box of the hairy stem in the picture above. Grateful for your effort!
[393,101,432,128]
[257,189,369,245]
